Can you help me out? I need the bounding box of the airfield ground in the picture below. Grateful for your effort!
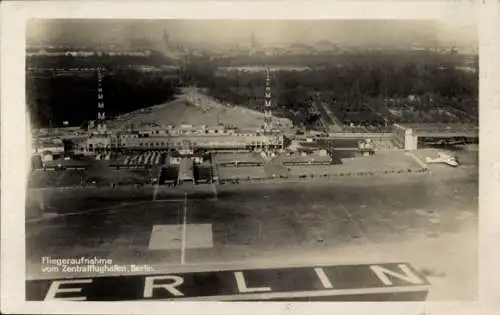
[26,85,479,301]
[26,160,478,301]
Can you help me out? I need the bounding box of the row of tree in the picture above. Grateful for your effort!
[27,71,179,128]
[26,51,172,69]
[212,51,470,68]
[207,64,477,99]
[195,61,477,127]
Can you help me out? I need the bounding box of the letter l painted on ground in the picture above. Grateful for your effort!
[234,272,272,293]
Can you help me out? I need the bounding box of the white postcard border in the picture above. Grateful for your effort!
[1,1,499,314]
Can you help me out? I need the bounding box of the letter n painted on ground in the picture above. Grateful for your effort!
[370,264,425,286]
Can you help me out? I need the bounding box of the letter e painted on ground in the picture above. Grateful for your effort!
[44,279,92,301]
[144,275,184,298]
[234,272,272,293]
[370,264,425,286]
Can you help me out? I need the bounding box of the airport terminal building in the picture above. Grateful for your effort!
[85,125,285,152]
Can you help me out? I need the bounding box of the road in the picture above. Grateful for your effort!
[319,101,345,132]
[26,169,478,301]
[310,93,343,133]
[363,102,389,126]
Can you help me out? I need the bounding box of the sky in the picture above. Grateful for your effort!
[26,19,478,49]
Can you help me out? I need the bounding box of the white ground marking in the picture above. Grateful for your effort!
[338,202,371,243]
[148,224,213,250]
[174,286,431,301]
[181,193,188,264]
[406,151,428,169]
[152,183,160,201]
[26,200,164,223]
[211,182,218,200]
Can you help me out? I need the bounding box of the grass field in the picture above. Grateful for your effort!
[28,168,154,188]
[340,151,421,171]
[218,166,268,180]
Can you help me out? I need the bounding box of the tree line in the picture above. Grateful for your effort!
[26,51,172,69]
[26,52,478,129]
[212,51,469,68]
[27,71,179,128]
[194,60,477,127]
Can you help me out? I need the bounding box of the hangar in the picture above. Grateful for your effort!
[392,123,478,150]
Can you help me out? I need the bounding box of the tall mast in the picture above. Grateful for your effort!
[96,66,106,135]
[264,68,272,134]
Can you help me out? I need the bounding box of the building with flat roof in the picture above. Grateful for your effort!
[32,138,65,155]
[84,132,285,152]
[214,152,264,167]
[278,150,332,166]
[392,123,478,150]
[159,166,178,185]
[178,158,194,184]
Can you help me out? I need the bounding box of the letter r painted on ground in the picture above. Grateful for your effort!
[143,275,185,298]
[234,272,272,293]
[370,264,425,286]
[44,279,92,301]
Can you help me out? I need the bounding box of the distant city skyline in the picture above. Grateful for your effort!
[27,19,477,50]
